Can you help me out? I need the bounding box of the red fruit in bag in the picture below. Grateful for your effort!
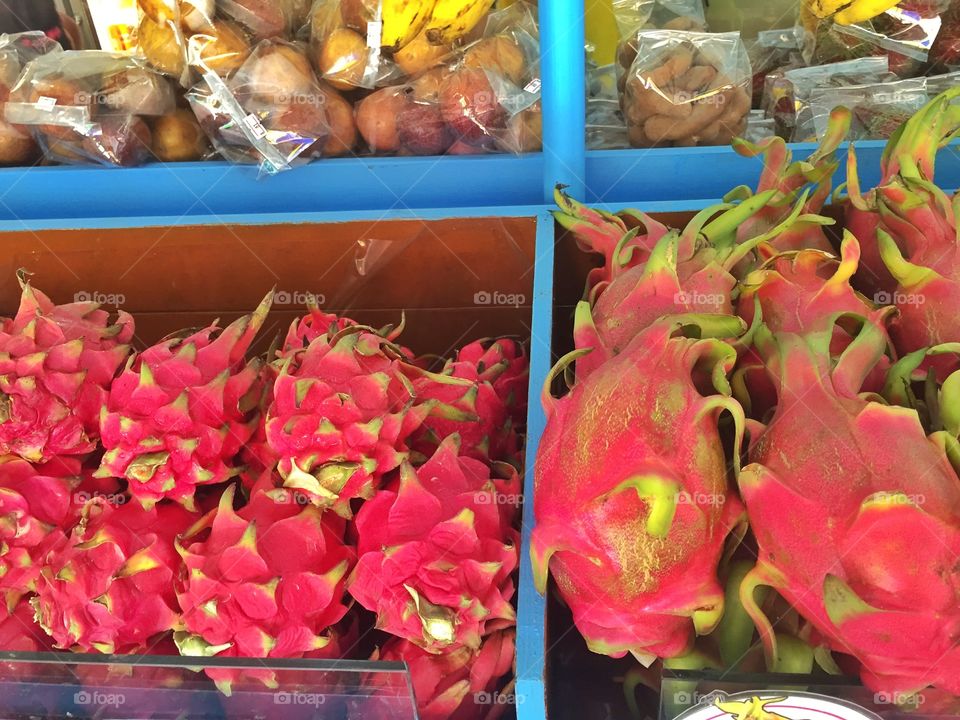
[398,101,452,155]
[439,68,507,145]
[83,116,152,167]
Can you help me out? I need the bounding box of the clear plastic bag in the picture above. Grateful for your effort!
[802,76,928,141]
[135,0,266,86]
[613,0,707,38]
[308,0,391,90]
[186,39,331,173]
[586,64,629,149]
[0,32,63,165]
[621,29,751,147]
[748,28,804,109]
[778,56,891,140]
[742,109,776,142]
[4,51,175,167]
[354,18,541,156]
[802,5,943,77]
[306,0,509,91]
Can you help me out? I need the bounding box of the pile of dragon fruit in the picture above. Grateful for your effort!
[0,274,527,718]
[535,87,960,696]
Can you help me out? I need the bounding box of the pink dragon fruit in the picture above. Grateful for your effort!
[845,88,960,297]
[532,312,747,661]
[33,498,195,653]
[581,190,824,372]
[175,484,354,690]
[739,316,960,693]
[264,319,429,518]
[732,106,850,255]
[553,186,670,301]
[358,630,516,720]
[0,456,81,613]
[876,194,960,379]
[408,339,529,464]
[0,600,52,652]
[735,233,895,418]
[96,292,272,510]
[349,436,519,653]
[0,273,134,463]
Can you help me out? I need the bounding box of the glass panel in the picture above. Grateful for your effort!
[0,652,418,719]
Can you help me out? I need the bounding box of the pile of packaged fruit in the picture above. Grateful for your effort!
[587,0,960,148]
[0,0,542,170]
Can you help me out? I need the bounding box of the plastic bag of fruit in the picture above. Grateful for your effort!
[137,0,308,86]
[748,28,804,110]
[355,12,541,156]
[187,39,336,173]
[0,32,64,165]
[801,3,944,77]
[4,51,176,167]
[780,56,891,140]
[306,0,509,91]
[307,0,400,90]
[614,0,706,37]
[801,76,928,141]
[620,29,751,147]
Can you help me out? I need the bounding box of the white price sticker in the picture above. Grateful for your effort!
[523,78,542,94]
[242,113,267,139]
[366,20,382,48]
[36,96,57,111]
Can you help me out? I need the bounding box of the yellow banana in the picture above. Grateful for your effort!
[804,0,900,23]
[382,0,438,51]
[832,0,902,23]
[424,0,496,45]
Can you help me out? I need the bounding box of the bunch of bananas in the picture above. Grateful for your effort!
[381,0,498,50]
[803,0,903,25]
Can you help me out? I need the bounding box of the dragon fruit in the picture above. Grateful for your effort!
[175,484,354,690]
[735,233,895,418]
[553,187,670,301]
[0,274,134,463]
[0,456,81,613]
[408,339,529,464]
[0,600,52,652]
[732,107,850,255]
[739,316,960,693]
[876,198,960,380]
[264,319,428,518]
[845,88,960,297]
[33,498,195,653]
[532,312,747,661]
[349,436,519,653]
[360,630,516,720]
[96,293,272,510]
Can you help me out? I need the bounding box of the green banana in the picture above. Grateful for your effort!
[382,0,437,51]
[424,0,496,45]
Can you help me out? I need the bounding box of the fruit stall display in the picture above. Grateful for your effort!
[530,89,960,719]
[0,0,542,171]
[0,210,547,719]
[588,0,960,151]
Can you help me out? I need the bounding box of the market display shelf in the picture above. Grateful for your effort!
[0,202,557,720]
[583,141,960,206]
[0,154,550,222]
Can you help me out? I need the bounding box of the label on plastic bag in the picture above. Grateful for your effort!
[366,20,382,48]
[36,96,57,111]
[523,78,542,94]
[242,113,267,139]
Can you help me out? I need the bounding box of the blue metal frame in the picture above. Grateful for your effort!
[585,142,960,206]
